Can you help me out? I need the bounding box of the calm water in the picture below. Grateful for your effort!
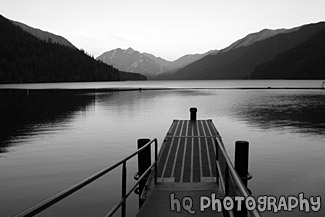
[0,80,324,217]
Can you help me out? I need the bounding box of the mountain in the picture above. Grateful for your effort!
[250,27,325,79]
[172,50,219,69]
[11,20,77,49]
[221,28,298,53]
[96,48,218,78]
[97,48,168,78]
[0,15,146,83]
[166,22,325,80]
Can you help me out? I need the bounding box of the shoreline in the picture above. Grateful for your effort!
[0,87,324,93]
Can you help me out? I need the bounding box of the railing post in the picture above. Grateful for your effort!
[137,138,151,207]
[234,141,249,188]
[215,138,219,185]
[154,139,158,185]
[225,164,229,196]
[121,162,127,217]
[190,107,197,121]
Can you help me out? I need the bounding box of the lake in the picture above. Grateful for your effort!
[0,80,324,217]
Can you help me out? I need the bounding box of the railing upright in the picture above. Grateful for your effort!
[154,139,158,184]
[215,141,219,186]
[121,162,127,217]
[225,164,230,196]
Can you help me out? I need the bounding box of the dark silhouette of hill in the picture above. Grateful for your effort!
[165,22,325,80]
[0,15,146,83]
[250,28,325,79]
[11,20,77,49]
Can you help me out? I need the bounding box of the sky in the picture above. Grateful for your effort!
[2,0,325,61]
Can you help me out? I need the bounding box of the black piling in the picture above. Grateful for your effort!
[234,140,250,188]
[137,138,151,207]
[234,140,250,217]
[190,107,197,121]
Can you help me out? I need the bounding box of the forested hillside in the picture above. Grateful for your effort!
[250,28,325,79]
[0,15,146,83]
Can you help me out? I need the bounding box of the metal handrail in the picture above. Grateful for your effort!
[215,136,262,217]
[105,161,156,217]
[14,138,158,217]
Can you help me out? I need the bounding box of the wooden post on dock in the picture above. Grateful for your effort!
[234,140,249,188]
[235,141,250,217]
[190,107,197,121]
[137,138,151,207]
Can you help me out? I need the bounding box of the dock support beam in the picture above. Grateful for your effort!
[190,107,197,121]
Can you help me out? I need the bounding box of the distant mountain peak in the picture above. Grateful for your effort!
[125,47,135,54]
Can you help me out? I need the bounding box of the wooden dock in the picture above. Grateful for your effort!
[13,108,261,217]
[136,119,223,217]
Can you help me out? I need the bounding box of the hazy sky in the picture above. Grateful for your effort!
[2,0,325,60]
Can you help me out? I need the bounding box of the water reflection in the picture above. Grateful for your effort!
[1,89,205,154]
[234,91,325,135]
[1,89,323,155]
[0,90,97,154]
